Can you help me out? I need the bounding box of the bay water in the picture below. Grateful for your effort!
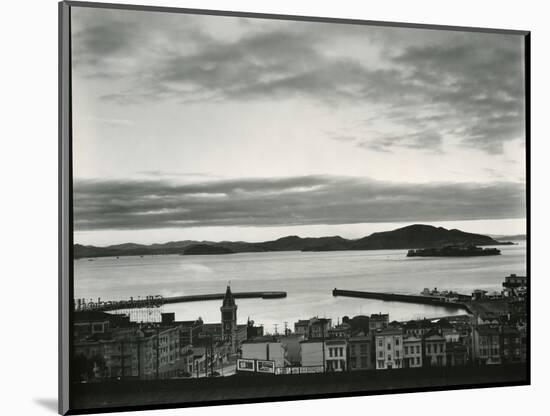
[74,243,526,332]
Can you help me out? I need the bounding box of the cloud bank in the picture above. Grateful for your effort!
[72,8,526,155]
[74,176,525,231]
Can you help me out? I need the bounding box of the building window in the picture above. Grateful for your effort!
[379,351,383,358]
[404,346,409,355]
[416,345,420,354]
[378,339,383,347]
[360,344,367,354]
[427,344,431,353]
[329,348,333,357]
[387,343,391,350]
[395,338,400,346]
[396,350,400,358]
[416,357,420,365]
[339,347,343,357]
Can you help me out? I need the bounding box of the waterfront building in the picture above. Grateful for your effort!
[503,274,527,288]
[191,347,207,376]
[403,335,422,368]
[403,319,432,339]
[191,335,231,375]
[472,289,488,301]
[247,318,264,339]
[136,325,184,379]
[101,329,141,379]
[299,339,325,368]
[309,317,332,339]
[424,331,447,367]
[370,313,389,332]
[240,336,288,368]
[500,326,523,364]
[348,333,374,370]
[445,342,467,366]
[220,285,238,352]
[159,313,204,352]
[201,322,247,348]
[475,312,502,325]
[73,310,131,341]
[343,315,371,334]
[328,322,352,338]
[294,320,310,337]
[442,328,460,343]
[294,317,332,339]
[473,325,501,365]
[502,274,528,300]
[375,328,403,369]
[325,339,347,372]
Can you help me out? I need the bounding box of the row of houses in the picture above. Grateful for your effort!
[240,313,526,373]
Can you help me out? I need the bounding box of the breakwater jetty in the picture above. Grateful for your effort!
[332,288,471,312]
[75,291,287,312]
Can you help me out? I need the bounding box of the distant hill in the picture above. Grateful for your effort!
[347,224,506,251]
[74,240,207,258]
[182,244,234,255]
[74,224,511,258]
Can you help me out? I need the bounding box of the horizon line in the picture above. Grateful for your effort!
[73,222,526,248]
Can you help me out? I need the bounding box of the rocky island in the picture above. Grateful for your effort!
[407,244,501,257]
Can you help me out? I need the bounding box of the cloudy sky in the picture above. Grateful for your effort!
[71,6,527,246]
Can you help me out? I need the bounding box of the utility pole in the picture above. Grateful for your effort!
[210,335,214,377]
[120,341,124,379]
[204,345,208,377]
[156,327,160,380]
[322,324,326,373]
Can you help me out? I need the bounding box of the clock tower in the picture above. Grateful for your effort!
[220,285,237,351]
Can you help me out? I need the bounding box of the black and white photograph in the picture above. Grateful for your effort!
[60,1,528,413]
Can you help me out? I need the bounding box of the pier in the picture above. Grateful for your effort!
[75,291,287,312]
[332,289,471,312]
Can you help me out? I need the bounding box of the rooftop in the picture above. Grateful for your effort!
[222,285,236,308]
[403,335,422,342]
[242,336,281,344]
[375,328,402,336]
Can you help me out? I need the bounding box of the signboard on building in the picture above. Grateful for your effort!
[256,360,275,374]
[275,366,324,375]
[237,359,255,372]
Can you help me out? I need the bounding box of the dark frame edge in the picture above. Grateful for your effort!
[524,31,531,386]
[59,1,72,415]
[63,0,529,36]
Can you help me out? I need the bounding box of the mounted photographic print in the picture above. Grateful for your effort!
[59,1,530,414]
